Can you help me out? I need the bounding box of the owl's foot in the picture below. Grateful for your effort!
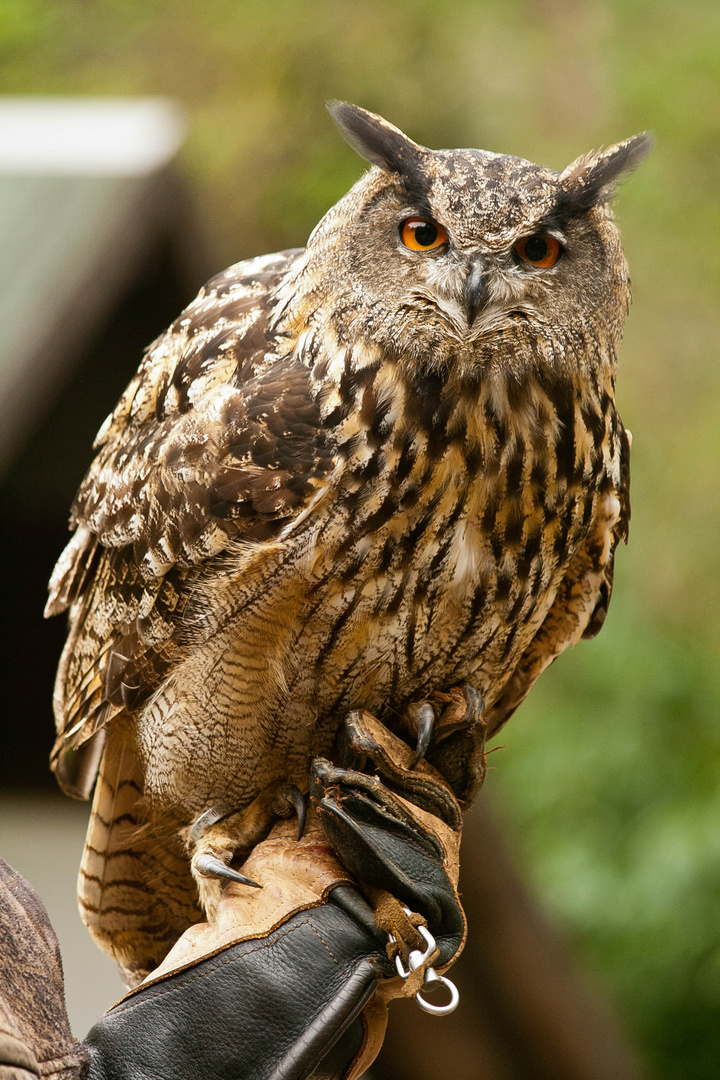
[404,684,483,769]
[430,684,487,806]
[430,683,485,738]
[187,783,307,917]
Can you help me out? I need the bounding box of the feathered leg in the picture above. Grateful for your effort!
[78,723,201,986]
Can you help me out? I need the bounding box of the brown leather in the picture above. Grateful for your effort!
[0,860,87,1080]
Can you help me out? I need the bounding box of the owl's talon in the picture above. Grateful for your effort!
[193,854,261,888]
[410,702,435,769]
[188,784,306,911]
[286,786,308,840]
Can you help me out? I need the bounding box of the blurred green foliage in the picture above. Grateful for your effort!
[2,1,718,1076]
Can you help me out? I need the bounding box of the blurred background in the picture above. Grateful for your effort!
[0,1,718,1078]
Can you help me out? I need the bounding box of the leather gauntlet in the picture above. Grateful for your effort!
[2,700,485,1080]
[87,705,485,1080]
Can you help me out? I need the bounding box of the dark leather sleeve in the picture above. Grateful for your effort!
[84,887,392,1080]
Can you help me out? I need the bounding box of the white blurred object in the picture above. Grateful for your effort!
[0,96,192,476]
[0,97,186,176]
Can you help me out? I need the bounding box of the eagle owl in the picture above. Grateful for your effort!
[47,103,651,984]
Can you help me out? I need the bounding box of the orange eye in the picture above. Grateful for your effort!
[401,217,448,251]
[514,234,562,268]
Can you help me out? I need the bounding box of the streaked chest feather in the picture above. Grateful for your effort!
[289,354,621,710]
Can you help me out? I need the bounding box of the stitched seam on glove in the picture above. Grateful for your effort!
[108,918,357,1015]
[121,882,356,995]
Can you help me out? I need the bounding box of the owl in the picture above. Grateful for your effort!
[47,103,651,984]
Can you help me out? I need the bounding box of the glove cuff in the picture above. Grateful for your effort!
[86,878,393,1080]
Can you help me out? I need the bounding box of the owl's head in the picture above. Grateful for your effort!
[297,103,652,374]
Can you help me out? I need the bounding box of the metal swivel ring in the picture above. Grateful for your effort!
[388,911,460,1016]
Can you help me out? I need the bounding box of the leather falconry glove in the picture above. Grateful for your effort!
[2,693,486,1080]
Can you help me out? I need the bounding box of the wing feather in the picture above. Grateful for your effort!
[47,247,338,788]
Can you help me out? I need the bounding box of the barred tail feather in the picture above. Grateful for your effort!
[78,727,200,986]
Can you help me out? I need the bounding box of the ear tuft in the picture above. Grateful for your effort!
[327,101,426,174]
[559,132,655,215]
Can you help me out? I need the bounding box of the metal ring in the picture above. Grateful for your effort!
[415,970,460,1016]
[386,908,461,1015]
[189,806,232,845]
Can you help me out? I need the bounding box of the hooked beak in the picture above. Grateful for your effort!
[463,257,486,327]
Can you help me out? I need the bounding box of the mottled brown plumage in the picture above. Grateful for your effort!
[47,103,650,983]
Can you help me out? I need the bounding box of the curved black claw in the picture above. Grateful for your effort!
[194,854,262,889]
[287,786,308,840]
[411,702,435,769]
